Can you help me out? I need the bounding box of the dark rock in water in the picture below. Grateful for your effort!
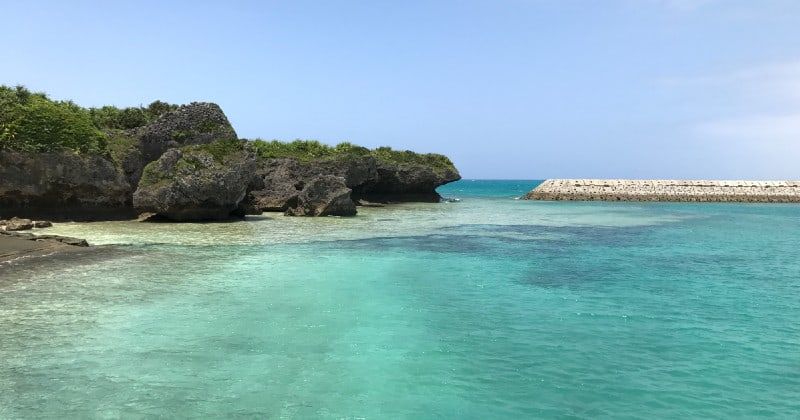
[0,151,133,220]
[33,220,53,228]
[1,230,89,247]
[53,236,89,247]
[357,199,385,208]
[356,161,461,203]
[133,140,257,221]
[5,217,35,231]
[285,175,357,217]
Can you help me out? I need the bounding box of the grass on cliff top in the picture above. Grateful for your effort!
[249,139,456,173]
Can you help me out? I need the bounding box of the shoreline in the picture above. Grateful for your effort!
[525,179,800,202]
[0,231,91,266]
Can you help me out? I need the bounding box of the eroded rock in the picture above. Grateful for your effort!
[133,140,257,221]
[5,217,34,231]
[285,175,357,217]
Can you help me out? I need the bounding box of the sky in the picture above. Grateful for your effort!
[2,0,800,179]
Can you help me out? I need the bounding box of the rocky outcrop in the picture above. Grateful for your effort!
[0,102,238,221]
[132,140,257,221]
[524,179,800,202]
[1,96,462,222]
[242,156,376,212]
[242,154,461,213]
[285,175,357,217]
[0,230,89,264]
[110,102,237,188]
[356,160,461,203]
[131,102,236,165]
[0,151,132,220]
[2,217,33,231]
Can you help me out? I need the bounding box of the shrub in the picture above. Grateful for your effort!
[249,138,456,174]
[0,85,107,153]
[90,100,178,130]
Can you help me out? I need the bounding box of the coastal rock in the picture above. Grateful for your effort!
[131,102,238,163]
[285,175,357,217]
[0,151,132,220]
[356,160,462,203]
[33,220,52,228]
[132,140,257,221]
[5,217,34,231]
[111,102,238,188]
[242,153,461,212]
[243,156,379,212]
[52,236,89,247]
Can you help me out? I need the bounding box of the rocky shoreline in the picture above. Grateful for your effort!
[525,179,800,202]
[1,101,461,222]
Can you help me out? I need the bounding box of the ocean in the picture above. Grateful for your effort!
[1,180,799,418]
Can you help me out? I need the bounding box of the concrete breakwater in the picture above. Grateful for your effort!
[524,179,800,203]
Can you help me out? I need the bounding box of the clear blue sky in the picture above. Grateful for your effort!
[3,0,799,179]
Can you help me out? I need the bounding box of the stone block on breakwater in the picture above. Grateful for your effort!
[524,179,800,203]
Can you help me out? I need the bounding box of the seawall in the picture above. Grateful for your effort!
[524,179,800,203]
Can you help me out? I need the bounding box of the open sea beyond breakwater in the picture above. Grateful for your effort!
[1,180,799,418]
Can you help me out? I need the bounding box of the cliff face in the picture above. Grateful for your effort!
[0,151,132,220]
[358,160,461,202]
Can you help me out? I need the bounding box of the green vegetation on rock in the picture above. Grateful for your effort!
[106,130,140,165]
[249,139,456,174]
[1,85,178,155]
[186,138,245,163]
[139,138,247,187]
[2,86,456,178]
[88,100,177,130]
[0,85,107,153]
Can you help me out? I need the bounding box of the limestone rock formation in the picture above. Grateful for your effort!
[284,175,357,217]
[111,102,238,188]
[242,156,379,212]
[242,154,461,213]
[0,151,132,220]
[358,160,462,203]
[132,140,257,221]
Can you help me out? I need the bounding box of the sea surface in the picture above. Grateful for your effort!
[1,180,799,418]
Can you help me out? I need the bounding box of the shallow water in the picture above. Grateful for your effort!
[1,180,799,418]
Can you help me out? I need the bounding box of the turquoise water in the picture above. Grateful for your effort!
[1,180,799,418]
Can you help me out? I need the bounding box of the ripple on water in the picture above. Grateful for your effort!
[2,188,800,418]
